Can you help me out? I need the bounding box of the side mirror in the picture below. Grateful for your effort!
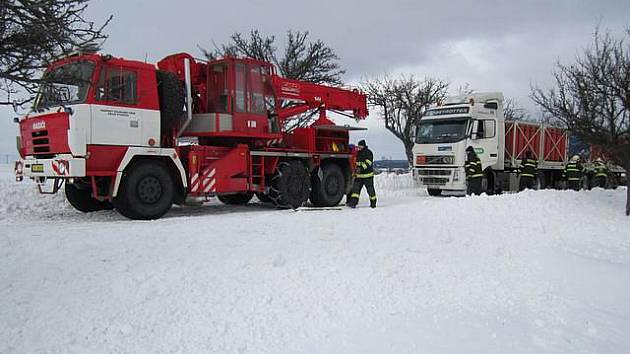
[60,87,71,102]
[484,102,498,110]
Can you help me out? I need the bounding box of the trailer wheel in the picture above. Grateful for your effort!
[535,174,546,190]
[310,163,345,207]
[269,160,311,209]
[427,188,442,196]
[114,161,174,220]
[157,70,185,135]
[608,175,618,189]
[218,192,254,205]
[65,182,113,212]
[584,174,593,190]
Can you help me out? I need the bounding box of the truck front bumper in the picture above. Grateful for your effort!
[413,167,467,191]
[15,155,86,181]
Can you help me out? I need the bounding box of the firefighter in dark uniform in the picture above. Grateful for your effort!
[593,158,609,188]
[564,155,583,191]
[465,146,483,195]
[347,140,377,208]
[519,150,538,191]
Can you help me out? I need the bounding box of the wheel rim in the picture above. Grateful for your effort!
[137,176,163,204]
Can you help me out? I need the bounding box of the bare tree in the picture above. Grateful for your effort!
[202,30,346,130]
[202,30,275,63]
[0,0,112,107]
[504,97,529,121]
[277,31,345,86]
[531,28,630,215]
[455,83,474,96]
[362,75,449,163]
[203,30,345,86]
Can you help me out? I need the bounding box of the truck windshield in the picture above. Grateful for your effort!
[415,118,470,144]
[33,61,95,111]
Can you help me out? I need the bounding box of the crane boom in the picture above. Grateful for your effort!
[271,75,369,123]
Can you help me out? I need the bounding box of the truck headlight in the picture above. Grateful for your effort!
[14,161,23,182]
[14,160,23,174]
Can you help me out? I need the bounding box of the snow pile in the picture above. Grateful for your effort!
[0,176,69,219]
[0,166,416,222]
[374,172,415,193]
[0,165,72,222]
[2,165,630,353]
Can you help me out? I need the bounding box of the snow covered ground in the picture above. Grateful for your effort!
[1,164,629,354]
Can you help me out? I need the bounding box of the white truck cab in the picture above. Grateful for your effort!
[412,92,504,195]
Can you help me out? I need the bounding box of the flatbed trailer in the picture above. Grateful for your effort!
[412,92,625,195]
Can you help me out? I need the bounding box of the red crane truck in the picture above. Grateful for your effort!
[13,50,368,219]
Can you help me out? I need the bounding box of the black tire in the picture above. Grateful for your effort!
[113,161,174,220]
[65,182,112,212]
[268,160,311,209]
[156,71,185,135]
[310,163,346,207]
[427,188,442,196]
[609,175,618,189]
[584,174,593,190]
[218,192,254,205]
[255,192,273,203]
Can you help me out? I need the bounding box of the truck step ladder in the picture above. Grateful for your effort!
[250,155,265,192]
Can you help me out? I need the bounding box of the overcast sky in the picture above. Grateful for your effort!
[2,0,629,160]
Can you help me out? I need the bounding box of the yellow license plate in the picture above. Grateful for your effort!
[31,164,44,173]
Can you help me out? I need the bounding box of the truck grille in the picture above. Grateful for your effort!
[32,130,50,153]
[416,155,454,165]
[19,112,70,157]
[417,169,452,176]
[420,177,450,185]
[416,168,452,186]
[426,155,453,165]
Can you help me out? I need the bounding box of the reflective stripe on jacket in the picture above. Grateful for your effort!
[465,157,483,179]
[594,162,608,178]
[355,147,374,178]
[564,162,583,181]
[519,158,538,178]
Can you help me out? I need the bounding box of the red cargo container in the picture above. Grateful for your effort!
[505,121,568,164]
